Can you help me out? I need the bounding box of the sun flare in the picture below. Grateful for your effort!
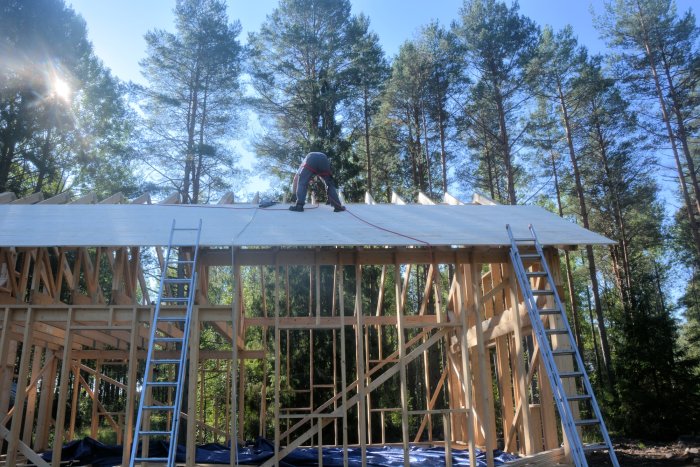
[51,76,71,102]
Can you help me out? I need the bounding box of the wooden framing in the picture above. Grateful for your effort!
[0,192,592,467]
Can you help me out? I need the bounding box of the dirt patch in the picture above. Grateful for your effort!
[588,439,700,466]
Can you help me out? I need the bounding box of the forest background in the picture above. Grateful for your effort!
[1,0,700,443]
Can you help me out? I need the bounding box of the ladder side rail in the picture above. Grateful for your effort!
[166,218,201,465]
[130,219,178,466]
[168,269,197,465]
[506,225,587,467]
[508,246,586,466]
[529,225,619,467]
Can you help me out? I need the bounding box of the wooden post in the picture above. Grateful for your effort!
[0,307,13,454]
[444,413,452,467]
[91,359,103,438]
[491,265,515,450]
[467,262,496,467]
[273,261,281,467]
[52,307,73,467]
[338,262,349,466]
[230,249,241,467]
[22,345,42,445]
[355,262,368,466]
[421,264,435,441]
[508,265,534,454]
[6,307,35,465]
[35,350,57,452]
[186,308,200,466]
[259,266,268,438]
[394,258,410,467]
[454,262,476,467]
[121,307,141,464]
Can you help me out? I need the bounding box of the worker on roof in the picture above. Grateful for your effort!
[290,152,346,212]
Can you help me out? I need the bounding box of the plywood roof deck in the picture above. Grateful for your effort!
[0,193,612,248]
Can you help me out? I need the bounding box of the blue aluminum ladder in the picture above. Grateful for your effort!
[507,224,618,467]
[129,219,202,466]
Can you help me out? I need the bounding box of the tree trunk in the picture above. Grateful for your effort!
[0,139,16,193]
[0,98,19,192]
[184,64,201,204]
[492,81,516,204]
[659,31,700,217]
[193,77,210,204]
[363,86,372,194]
[550,151,584,355]
[436,89,448,194]
[557,82,615,388]
[591,113,634,311]
[421,103,433,195]
[634,0,700,264]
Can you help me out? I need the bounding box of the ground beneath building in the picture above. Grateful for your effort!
[589,438,700,466]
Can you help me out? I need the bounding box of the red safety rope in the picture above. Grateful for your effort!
[344,206,432,248]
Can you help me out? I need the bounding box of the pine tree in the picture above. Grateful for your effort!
[530,27,616,387]
[247,0,365,199]
[453,0,540,204]
[598,0,700,265]
[345,15,390,197]
[0,0,138,198]
[139,0,244,203]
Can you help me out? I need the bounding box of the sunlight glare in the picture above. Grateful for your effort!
[51,76,72,102]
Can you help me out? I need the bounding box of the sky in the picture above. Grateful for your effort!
[68,0,698,85]
[66,0,697,198]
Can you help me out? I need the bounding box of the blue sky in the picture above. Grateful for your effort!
[66,0,697,199]
[67,0,698,85]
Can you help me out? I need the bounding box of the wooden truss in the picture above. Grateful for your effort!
[0,190,579,466]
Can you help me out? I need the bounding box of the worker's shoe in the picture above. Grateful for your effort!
[289,204,304,212]
[334,205,346,212]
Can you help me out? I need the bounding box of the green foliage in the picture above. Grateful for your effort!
[139,0,245,203]
[453,0,540,204]
[0,0,139,198]
[247,0,367,200]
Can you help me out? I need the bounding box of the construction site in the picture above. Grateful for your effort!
[0,189,619,466]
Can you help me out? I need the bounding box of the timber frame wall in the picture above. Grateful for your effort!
[0,192,580,466]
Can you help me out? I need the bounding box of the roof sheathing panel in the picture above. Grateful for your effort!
[0,203,614,248]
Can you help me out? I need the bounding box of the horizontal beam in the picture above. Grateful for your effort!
[201,247,510,266]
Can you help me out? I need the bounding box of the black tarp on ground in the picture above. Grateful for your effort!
[41,437,520,466]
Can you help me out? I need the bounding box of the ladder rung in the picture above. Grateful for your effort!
[519,254,541,259]
[532,290,554,295]
[545,328,568,334]
[152,359,181,364]
[138,430,171,436]
[164,278,192,284]
[552,348,576,355]
[154,336,184,343]
[173,227,200,231]
[574,418,600,426]
[513,237,535,242]
[559,371,583,378]
[567,394,592,401]
[526,271,548,277]
[538,308,561,314]
[584,443,609,451]
[160,297,189,302]
[146,381,178,387]
[134,457,169,462]
[142,405,176,410]
[157,316,187,322]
